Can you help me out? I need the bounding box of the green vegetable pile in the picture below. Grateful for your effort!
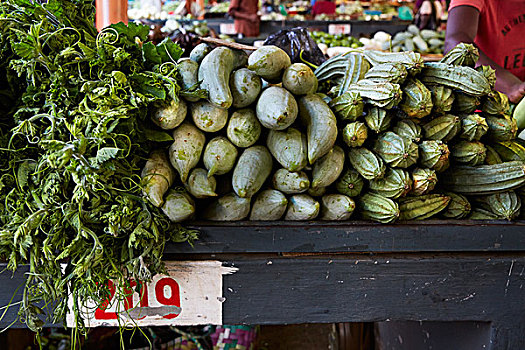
[0,0,197,334]
[310,31,363,49]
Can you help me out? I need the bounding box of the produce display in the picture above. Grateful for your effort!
[311,31,363,48]
[1,0,525,338]
[313,43,524,222]
[388,25,445,54]
[136,41,524,226]
[209,1,230,14]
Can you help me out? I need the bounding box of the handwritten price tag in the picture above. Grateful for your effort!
[220,23,237,35]
[328,24,351,35]
[67,261,237,327]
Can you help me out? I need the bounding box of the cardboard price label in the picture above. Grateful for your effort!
[220,23,237,35]
[67,261,237,327]
[328,24,351,35]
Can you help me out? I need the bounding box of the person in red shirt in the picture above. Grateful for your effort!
[228,0,260,37]
[445,0,525,103]
[311,0,336,16]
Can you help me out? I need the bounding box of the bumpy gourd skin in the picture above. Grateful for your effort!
[247,45,291,82]
[267,128,307,172]
[203,193,251,221]
[411,168,438,196]
[348,147,386,180]
[141,150,176,207]
[420,63,491,97]
[398,194,451,221]
[343,122,368,148]
[485,116,518,142]
[178,58,200,102]
[419,140,450,172]
[256,86,298,130]
[442,161,525,195]
[227,109,262,148]
[450,140,487,166]
[151,98,187,130]
[230,68,262,108]
[364,107,392,133]
[364,63,408,84]
[298,94,338,164]
[442,192,471,219]
[364,50,424,75]
[250,190,288,221]
[311,146,345,189]
[369,168,412,199]
[168,123,206,183]
[336,169,364,197]
[429,85,454,115]
[399,79,433,119]
[198,47,235,108]
[232,145,273,198]
[359,193,399,223]
[393,119,422,143]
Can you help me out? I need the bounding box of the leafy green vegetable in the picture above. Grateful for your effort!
[0,0,198,336]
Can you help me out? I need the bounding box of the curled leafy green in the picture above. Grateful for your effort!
[0,0,198,336]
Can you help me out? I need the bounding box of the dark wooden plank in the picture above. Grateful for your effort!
[2,255,525,349]
[165,221,525,254]
[0,267,28,328]
[221,255,525,338]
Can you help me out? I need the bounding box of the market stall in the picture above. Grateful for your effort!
[1,0,525,349]
[1,222,525,348]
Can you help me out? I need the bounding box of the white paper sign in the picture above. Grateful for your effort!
[220,23,237,35]
[66,261,237,327]
[328,24,351,35]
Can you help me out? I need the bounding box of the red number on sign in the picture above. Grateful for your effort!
[155,278,181,319]
[95,280,149,320]
[94,278,180,320]
[95,280,118,320]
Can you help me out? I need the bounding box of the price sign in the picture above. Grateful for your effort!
[67,261,237,327]
[220,23,237,35]
[328,24,351,35]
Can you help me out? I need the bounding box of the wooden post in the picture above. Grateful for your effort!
[95,0,128,31]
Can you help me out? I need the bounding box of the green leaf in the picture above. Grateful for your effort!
[78,42,95,60]
[111,70,127,84]
[109,21,149,44]
[144,128,174,142]
[12,42,37,59]
[156,38,183,63]
[131,73,167,100]
[44,0,64,19]
[17,161,37,188]
[95,147,119,164]
[143,42,162,65]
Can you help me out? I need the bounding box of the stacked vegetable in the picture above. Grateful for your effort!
[387,25,445,54]
[144,43,351,221]
[315,43,525,222]
[144,42,525,223]
[311,31,363,49]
